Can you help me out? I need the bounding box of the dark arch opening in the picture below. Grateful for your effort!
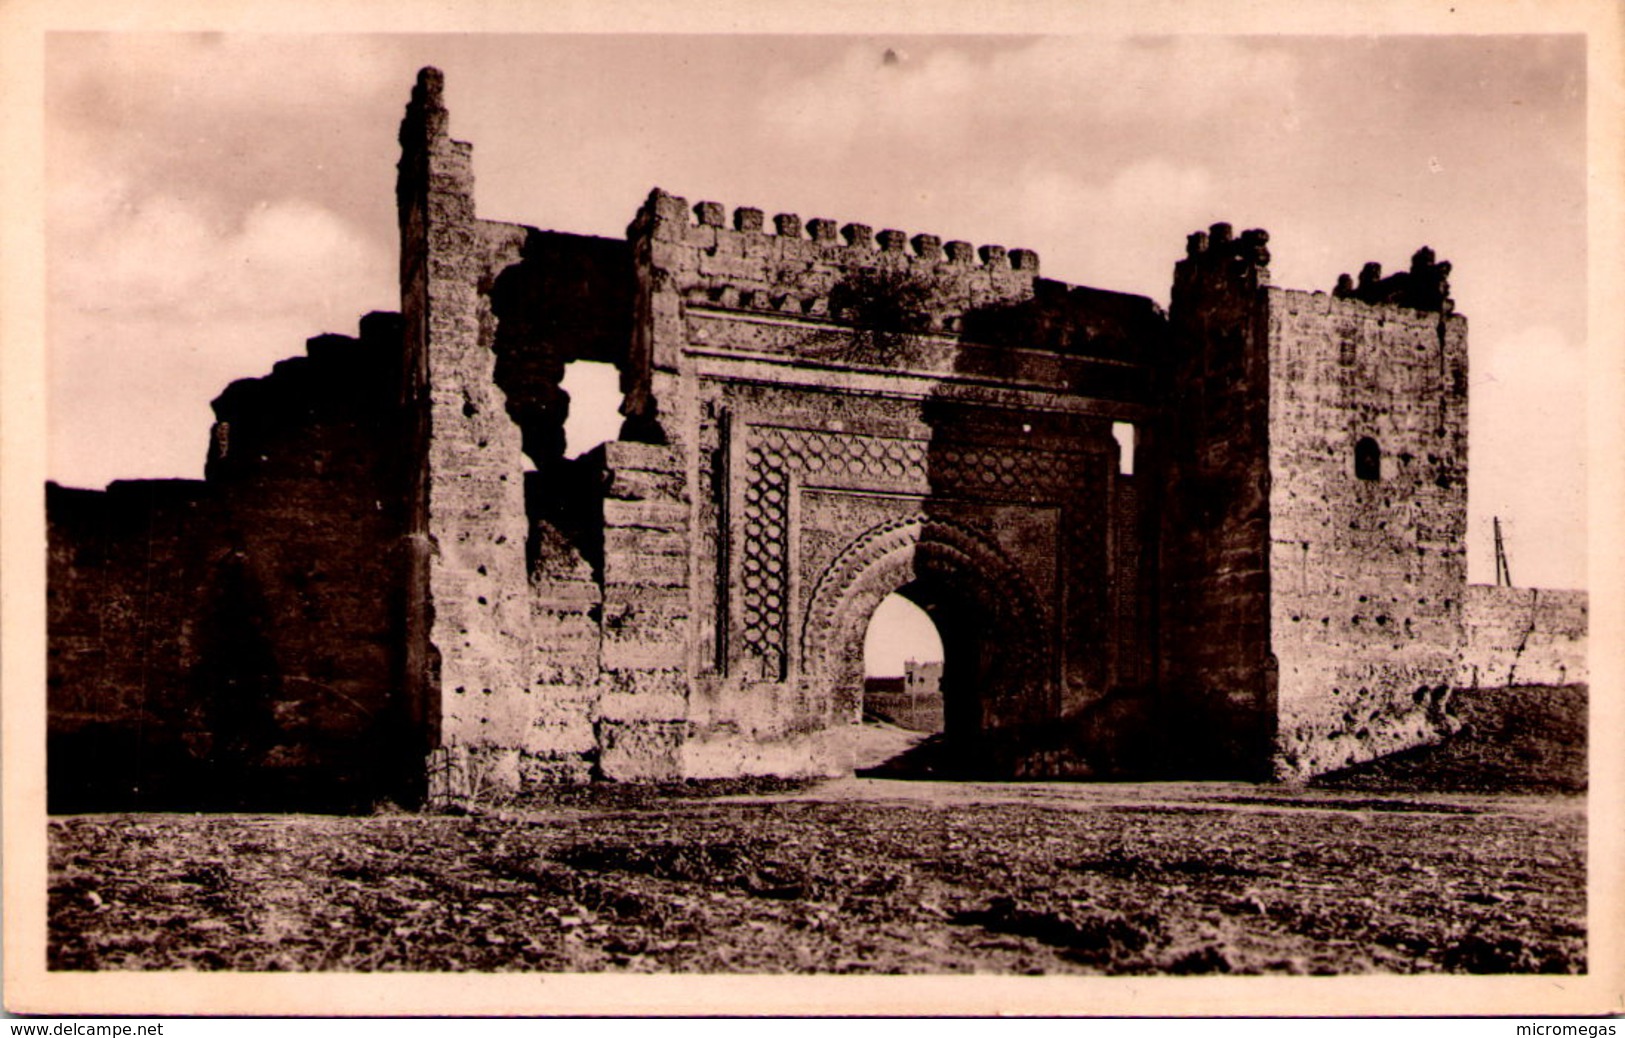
[1355,435,1381,481]
[804,514,1051,779]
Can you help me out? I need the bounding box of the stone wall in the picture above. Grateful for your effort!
[1266,268,1469,779]
[397,69,543,802]
[47,480,213,808]
[204,311,416,805]
[596,441,691,780]
[1158,225,1277,778]
[48,309,415,810]
[622,187,1163,433]
[863,690,946,733]
[1459,585,1588,688]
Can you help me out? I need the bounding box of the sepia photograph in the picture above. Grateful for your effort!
[4,0,1622,1020]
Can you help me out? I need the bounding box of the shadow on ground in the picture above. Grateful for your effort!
[1313,684,1586,795]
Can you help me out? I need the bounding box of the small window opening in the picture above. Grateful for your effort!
[560,360,622,459]
[1355,436,1381,481]
[1112,421,1136,476]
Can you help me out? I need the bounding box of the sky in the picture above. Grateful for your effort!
[45,33,1589,590]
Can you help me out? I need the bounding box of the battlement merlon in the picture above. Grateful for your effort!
[1333,246,1454,314]
[625,187,1048,318]
[1173,222,1273,298]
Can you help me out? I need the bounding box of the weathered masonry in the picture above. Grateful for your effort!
[46,68,1586,809]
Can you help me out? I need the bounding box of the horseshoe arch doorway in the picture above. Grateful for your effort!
[802,517,1050,777]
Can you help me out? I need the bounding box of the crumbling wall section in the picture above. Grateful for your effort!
[202,311,415,805]
[596,441,691,780]
[1266,259,1468,779]
[1459,585,1588,688]
[397,68,535,801]
[480,220,634,465]
[520,490,604,783]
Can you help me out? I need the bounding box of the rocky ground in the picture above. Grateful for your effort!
[47,686,1588,975]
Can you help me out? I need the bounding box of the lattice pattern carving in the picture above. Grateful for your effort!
[736,422,1085,678]
[774,428,924,482]
[930,445,1075,495]
[740,435,791,677]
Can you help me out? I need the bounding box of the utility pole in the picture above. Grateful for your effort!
[1493,516,1513,588]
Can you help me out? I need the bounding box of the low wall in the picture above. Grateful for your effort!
[865,690,945,733]
[1458,585,1587,689]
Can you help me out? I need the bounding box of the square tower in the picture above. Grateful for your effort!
[1161,225,1469,779]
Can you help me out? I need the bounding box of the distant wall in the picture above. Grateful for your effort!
[864,690,946,733]
[1459,585,1588,688]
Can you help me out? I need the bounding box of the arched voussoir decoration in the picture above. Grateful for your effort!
[798,515,1054,730]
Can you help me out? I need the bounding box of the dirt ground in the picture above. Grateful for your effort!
[48,687,1589,975]
[48,775,1585,974]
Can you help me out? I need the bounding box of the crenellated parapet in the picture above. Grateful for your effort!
[638,189,1039,273]
[625,187,1163,372]
[1174,222,1272,299]
[1332,246,1453,313]
[627,188,1043,340]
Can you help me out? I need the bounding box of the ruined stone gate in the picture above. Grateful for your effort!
[45,68,1585,810]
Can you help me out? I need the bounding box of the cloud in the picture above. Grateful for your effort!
[48,184,393,487]
[60,192,385,320]
[1008,158,1213,292]
[46,34,403,487]
[42,34,1587,593]
[734,36,1298,296]
[49,33,402,139]
[763,36,1302,154]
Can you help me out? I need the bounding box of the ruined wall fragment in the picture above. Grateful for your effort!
[396,68,535,800]
[204,310,415,804]
[1459,585,1588,688]
[47,480,213,809]
[49,307,417,810]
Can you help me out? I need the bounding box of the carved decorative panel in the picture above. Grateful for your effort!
[733,420,1104,680]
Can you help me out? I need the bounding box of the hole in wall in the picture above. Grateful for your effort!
[1355,435,1381,481]
[561,360,623,459]
[1112,421,1136,476]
